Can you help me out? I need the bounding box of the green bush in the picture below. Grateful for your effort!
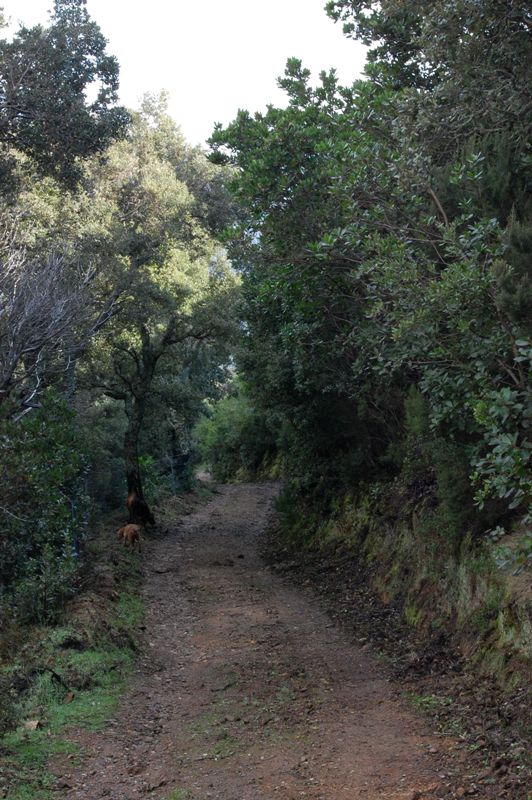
[0,392,89,623]
[194,387,276,482]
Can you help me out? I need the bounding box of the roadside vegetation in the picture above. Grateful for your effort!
[0,518,143,799]
[198,0,532,688]
[0,0,235,783]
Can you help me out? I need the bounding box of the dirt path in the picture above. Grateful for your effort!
[55,483,461,800]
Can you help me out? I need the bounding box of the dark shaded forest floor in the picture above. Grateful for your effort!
[50,483,529,799]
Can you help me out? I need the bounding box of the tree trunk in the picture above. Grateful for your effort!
[123,394,155,524]
[170,427,191,489]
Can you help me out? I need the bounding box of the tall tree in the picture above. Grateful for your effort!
[0,0,129,186]
[210,7,532,521]
[84,103,239,517]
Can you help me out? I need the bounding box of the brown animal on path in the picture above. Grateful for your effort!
[117,523,142,551]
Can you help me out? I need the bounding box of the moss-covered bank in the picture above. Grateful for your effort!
[276,482,531,690]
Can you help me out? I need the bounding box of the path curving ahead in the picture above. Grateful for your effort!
[56,483,456,800]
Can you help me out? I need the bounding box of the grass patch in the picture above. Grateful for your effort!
[115,591,144,629]
[0,632,136,798]
[210,732,239,760]
[187,710,222,737]
[184,704,241,763]
[0,732,79,800]
[275,684,297,704]
[405,691,453,712]
[404,691,468,738]
[0,520,145,800]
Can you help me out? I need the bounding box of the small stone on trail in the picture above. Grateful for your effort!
[23,719,41,731]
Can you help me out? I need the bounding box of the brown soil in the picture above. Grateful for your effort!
[52,483,505,799]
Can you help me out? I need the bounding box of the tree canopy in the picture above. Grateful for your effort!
[208,1,532,529]
[0,1,238,620]
[1,0,530,623]
[0,0,130,185]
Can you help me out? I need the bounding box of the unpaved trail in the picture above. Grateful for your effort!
[55,483,460,800]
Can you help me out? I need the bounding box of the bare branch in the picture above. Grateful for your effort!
[0,244,126,411]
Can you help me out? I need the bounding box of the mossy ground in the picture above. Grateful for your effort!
[278,484,531,686]
[0,527,144,799]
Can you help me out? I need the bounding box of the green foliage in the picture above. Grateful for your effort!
[326,1,532,162]
[492,532,532,575]
[195,383,276,482]
[0,619,139,798]
[0,519,143,797]
[0,392,89,623]
[0,0,130,186]
[405,692,453,713]
[472,386,532,519]
[210,64,396,497]
[0,81,239,624]
[78,99,240,509]
[0,671,18,735]
[81,397,127,509]
[211,5,532,538]
[403,387,429,439]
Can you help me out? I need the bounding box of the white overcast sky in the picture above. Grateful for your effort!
[4,0,367,146]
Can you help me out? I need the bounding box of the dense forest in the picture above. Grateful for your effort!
[0,0,530,716]
[199,0,531,676]
[205,0,531,517]
[0,0,239,623]
[0,1,530,797]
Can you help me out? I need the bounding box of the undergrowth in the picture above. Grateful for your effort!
[0,482,214,800]
[0,525,144,800]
